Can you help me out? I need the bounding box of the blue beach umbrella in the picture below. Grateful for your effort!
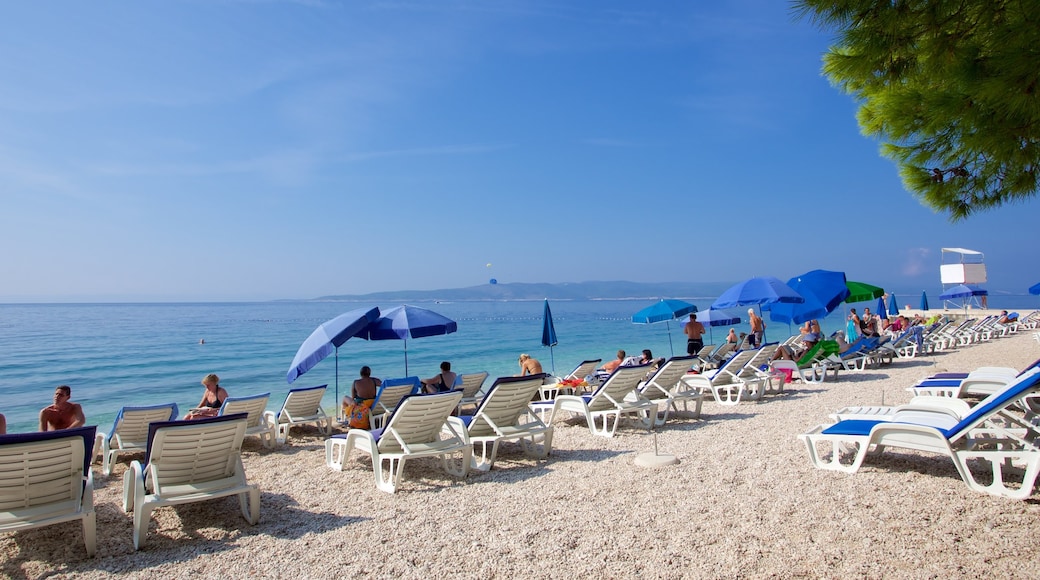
[286,306,381,420]
[1029,283,1040,296]
[712,277,805,310]
[769,270,849,326]
[887,294,899,316]
[541,299,558,375]
[698,308,741,344]
[632,299,698,356]
[353,305,458,375]
[876,296,888,320]
[939,284,988,301]
[920,291,930,311]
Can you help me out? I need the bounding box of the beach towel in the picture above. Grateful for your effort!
[343,397,375,430]
[845,320,859,342]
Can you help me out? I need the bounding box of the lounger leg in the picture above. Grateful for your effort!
[799,431,871,473]
[83,510,97,557]
[442,447,471,478]
[952,450,1040,500]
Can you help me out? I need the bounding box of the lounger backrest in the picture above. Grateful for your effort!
[465,374,546,437]
[143,414,248,484]
[378,390,464,453]
[641,356,695,400]
[944,368,1040,439]
[566,360,602,381]
[220,393,271,428]
[457,372,490,399]
[107,403,179,445]
[373,380,421,415]
[278,385,327,421]
[588,364,650,412]
[0,426,96,515]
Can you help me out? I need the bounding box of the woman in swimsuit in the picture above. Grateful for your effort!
[184,373,229,420]
[422,361,457,394]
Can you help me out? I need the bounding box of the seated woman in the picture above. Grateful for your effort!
[799,319,821,348]
[343,366,381,429]
[184,373,228,420]
[422,361,457,394]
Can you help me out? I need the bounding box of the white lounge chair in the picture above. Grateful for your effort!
[543,364,656,438]
[0,426,97,557]
[220,392,275,448]
[264,384,332,444]
[799,368,1040,499]
[370,377,421,429]
[448,374,553,471]
[681,348,760,406]
[540,359,602,400]
[325,391,470,493]
[635,355,703,426]
[122,414,260,549]
[95,402,179,476]
[456,371,490,412]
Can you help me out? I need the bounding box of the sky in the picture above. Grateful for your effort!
[1,1,1037,303]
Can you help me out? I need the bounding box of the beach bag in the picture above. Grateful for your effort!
[777,368,794,384]
[344,397,375,430]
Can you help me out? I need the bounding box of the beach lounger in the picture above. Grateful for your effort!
[0,426,97,556]
[540,359,603,400]
[635,355,703,426]
[456,371,490,412]
[447,374,552,471]
[95,402,179,476]
[122,414,260,549]
[542,364,656,438]
[681,349,759,406]
[370,377,421,429]
[264,384,333,444]
[220,392,275,448]
[325,391,470,493]
[799,368,1040,499]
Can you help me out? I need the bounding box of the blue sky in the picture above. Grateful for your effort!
[1,1,1036,302]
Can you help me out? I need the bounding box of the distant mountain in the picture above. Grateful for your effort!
[310,281,738,302]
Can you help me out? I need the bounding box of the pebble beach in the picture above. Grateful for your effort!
[4,330,1040,579]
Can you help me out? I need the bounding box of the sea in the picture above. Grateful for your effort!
[2,296,1037,433]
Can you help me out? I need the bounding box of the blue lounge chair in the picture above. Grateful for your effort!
[800,368,1040,499]
[96,402,179,475]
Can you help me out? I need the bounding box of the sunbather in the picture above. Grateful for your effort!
[344,365,382,429]
[39,385,86,431]
[0,412,6,434]
[422,361,457,394]
[184,373,228,420]
[600,350,626,374]
[518,353,543,376]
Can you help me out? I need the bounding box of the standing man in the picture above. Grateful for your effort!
[683,313,706,355]
[39,385,86,431]
[747,308,765,348]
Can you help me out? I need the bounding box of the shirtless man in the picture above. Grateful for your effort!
[599,350,626,374]
[518,353,543,376]
[683,313,706,355]
[0,412,6,435]
[39,385,86,431]
[747,309,765,348]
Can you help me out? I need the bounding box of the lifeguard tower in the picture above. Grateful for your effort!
[940,248,988,308]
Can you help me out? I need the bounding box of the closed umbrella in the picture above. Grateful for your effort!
[876,296,888,320]
[541,299,558,375]
[353,305,458,375]
[286,306,381,420]
[632,299,697,356]
[920,291,930,311]
[887,294,900,316]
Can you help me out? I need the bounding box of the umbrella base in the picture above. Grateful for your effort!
[634,451,679,468]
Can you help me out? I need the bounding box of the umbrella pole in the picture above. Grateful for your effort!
[334,348,340,422]
[403,338,409,376]
[666,321,674,357]
[550,345,555,376]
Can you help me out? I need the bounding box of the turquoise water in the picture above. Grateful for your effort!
[2,297,1036,433]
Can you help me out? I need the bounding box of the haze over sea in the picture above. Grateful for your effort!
[2,295,1037,433]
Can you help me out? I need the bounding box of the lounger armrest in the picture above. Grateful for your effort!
[908,385,959,397]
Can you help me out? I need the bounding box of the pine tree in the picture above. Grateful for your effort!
[794,0,1040,219]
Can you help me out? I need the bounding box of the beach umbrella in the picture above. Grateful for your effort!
[286,306,381,420]
[353,305,458,375]
[712,277,803,344]
[632,299,698,356]
[1029,283,1040,296]
[887,294,900,316]
[844,281,885,304]
[698,308,741,343]
[920,291,930,311]
[939,284,988,301]
[876,296,888,320]
[712,276,804,310]
[541,299,558,375]
[769,269,849,326]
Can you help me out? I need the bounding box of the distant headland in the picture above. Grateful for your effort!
[302,281,738,302]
